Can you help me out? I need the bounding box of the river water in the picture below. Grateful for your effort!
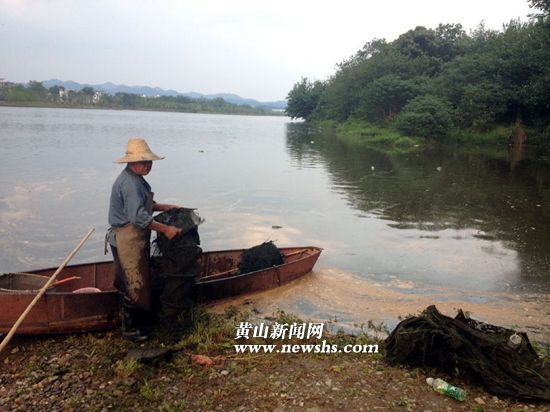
[1,107,548,339]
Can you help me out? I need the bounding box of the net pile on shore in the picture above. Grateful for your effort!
[385,305,550,401]
[150,208,204,318]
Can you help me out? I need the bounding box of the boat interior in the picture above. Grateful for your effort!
[0,247,321,293]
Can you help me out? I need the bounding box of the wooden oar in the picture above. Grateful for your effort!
[0,228,95,354]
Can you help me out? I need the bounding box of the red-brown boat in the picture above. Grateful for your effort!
[0,246,321,334]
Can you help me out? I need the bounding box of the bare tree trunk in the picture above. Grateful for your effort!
[510,116,527,172]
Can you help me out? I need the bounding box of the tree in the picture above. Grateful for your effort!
[433,23,468,60]
[5,84,34,102]
[458,82,511,129]
[436,52,510,128]
[528,0,550,18]
[286,78,324,120]
[28,81,46,98]
[354,75,420,122]
[393,95,454,139]
[81,86,94,95]
[285,1,550,146]
[80,86,95,105]
[115,92,141,108]
[48,85,63,102]
[395,26,437,59]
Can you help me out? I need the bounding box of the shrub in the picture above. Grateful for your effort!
[393,95,453,140]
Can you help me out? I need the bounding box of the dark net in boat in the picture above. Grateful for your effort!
[150,208,204,318]
[238,241,284,274]
[385,305,550,401]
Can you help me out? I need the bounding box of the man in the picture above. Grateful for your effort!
[107,138,182,341]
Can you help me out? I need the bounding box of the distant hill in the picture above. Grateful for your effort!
[41,79,287,110]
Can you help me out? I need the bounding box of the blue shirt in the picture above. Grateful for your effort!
[108,166,153,246]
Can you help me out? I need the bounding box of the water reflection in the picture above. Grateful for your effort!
[286,122,550,293]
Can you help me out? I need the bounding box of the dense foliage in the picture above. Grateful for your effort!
[286,1,550,141]
[394,95,453,139]
[0,82,272,116]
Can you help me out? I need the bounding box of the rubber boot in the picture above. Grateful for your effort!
[121,298,150,343]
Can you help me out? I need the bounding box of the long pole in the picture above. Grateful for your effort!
[0,228,95,354]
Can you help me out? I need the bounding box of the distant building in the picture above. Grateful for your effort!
[0,78,14,87]
[93,91,103,104]
[59,87,68,101]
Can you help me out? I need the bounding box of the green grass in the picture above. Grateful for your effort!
[170,305,383,356]
[314,118,550,155]
[334,119,424,153]
[450,125,513,145]
[172,305,248,353]
[113,358,140,379]
[139,380,162,402]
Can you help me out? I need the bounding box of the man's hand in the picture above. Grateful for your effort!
[164,204,181,211]
[153,203,181,212]
[149,220,182,240]
[164,225,182,240]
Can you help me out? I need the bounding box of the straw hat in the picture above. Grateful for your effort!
[115,138,165,163]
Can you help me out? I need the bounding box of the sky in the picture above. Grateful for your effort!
[0,0,533,102]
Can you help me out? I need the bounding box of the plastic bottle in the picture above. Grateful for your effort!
[508,333,522,349]
[426,377,466,401]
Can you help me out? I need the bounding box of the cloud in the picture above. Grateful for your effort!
[0,0,531,100]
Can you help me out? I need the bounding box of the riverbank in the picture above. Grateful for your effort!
[330,119,425,153]
[212,268,550,346]
[0,101,283,117]
[314,119,543,155]
[0,307,548,411]
[1,271,547,411]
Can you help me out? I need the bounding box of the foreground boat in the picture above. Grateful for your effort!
[0,246,321,334]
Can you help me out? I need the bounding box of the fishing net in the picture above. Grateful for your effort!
[150,208,204,318]
[385,305,550,401]
[238,241,284,274]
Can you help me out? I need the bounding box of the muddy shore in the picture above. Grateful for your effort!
[211,268,550,345]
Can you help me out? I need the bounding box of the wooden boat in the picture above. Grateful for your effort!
[0,246,321,334]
